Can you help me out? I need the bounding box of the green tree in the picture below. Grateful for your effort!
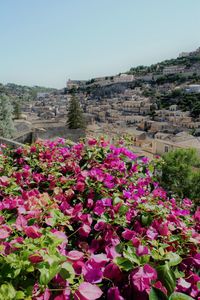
[67,93,85,129]
[13,98,22,119]
[159,148,200,204]
[0,94,15,138]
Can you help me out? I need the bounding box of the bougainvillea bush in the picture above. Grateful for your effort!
[0,138,199,300]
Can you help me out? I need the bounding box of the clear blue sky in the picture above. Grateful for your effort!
[0,0,200,88]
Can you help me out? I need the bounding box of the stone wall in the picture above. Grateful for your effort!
[0,137,24,148]
[34,126,85,142]
[14,131,33,144]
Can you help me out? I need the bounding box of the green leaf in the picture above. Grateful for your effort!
[115,257,133,271]
[169,292,194,300]
[0,283,16,300]
[174,268,184,279]
[39,267,50,285]
[123,248,140,265]
[165,252,182,267]
[26,265,34,273]
[141,214,152,226]
[15,291,25,299]
[59,262,75,284]
[149,287,168,300]
[156,263,176,295]
[113,196,122,205]
[39,263,61,286]
[115,243,124,254]
[119,205,129,215]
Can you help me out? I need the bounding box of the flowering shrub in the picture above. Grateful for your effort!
[0,138,199,300]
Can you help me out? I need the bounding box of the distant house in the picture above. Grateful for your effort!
[153,132,200,155]
[185,84,200,94]
[179,52,190,58]
[66,79,86,90]
[114,74,135,83]
[163,65,185,75]
[37,92,49,99]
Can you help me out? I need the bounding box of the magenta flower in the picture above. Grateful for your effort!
[122,229,136,240]
[75,181,85,192]
[79,224,91,237]
[136,245,149,256]
[29,253,43,264]
[177,278,191,292]
[107,287,124,300]
[67,250,84,261]
[0,176,9,186]
[103,262,122,282]
[131,264,157,292]
[74,282,103,300]
[88,139,97,146]
[83,263,103,283]
[146,227,158,240]
[24,225,42,239]
[0,225,12,239]
[153,281,167,295]
[194,207,200,222]
[158,222,170,236]
[0,139,199,299]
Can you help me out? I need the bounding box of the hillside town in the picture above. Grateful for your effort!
[1,47,200,158]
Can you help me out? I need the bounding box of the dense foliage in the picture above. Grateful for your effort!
[67,94,85,129]
[0,94,15,138]
[0,83,56,101]
[160,148,200,204]
[128,54,200,76]
[0,139,199,300]
[158,91,200,118]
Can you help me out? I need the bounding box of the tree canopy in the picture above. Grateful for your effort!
[67,93,85,129]
[0,94,15,138]
[159,148,200,204]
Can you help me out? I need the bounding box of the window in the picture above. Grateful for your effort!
[164,145,169,153]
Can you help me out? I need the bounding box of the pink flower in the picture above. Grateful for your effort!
[146,227,158,240]
[75,181,85,192]
[122,229,135,240]
[0,225,12,239]
[94,220,106,231]
[79,224,91,237]
[15,214,27,230]
[24,226,42,239]
[87,198,94,208]
[73,260,85,275]
[88,139,97,146]
[131,237,140,247]
[154,281,167,295]
[83,263,103,283]
[74,282,103,300]
[177,278,191,292]
[29,253,43,264]
[103,263,122,282]
[32,284,51,300]
[90,254,109,266]
[107,287,124,300]
[131,264,157,292]
[194,207,200,222]
[182,198,192,208]
[105,245,120,259]
[67,250,84,261]
[101,198,112,207]
[158,222,170,236]
[54,289,70,300]
[136,245,149,256]
[51,230,68,242]
[0,176,9,186]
